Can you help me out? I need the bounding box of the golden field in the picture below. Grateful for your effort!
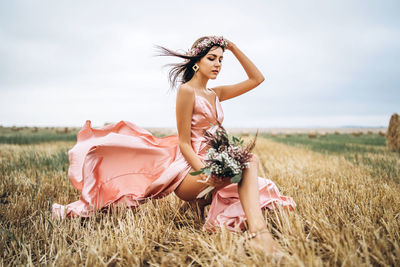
[0,128,399,266]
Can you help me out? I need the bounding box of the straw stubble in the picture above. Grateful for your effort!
[0,138,399,266]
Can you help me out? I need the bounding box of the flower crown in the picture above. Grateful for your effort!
[185,36,228,57]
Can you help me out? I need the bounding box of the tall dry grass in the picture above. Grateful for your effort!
[0,138,399,266]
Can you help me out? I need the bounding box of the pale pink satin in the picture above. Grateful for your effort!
[52,88,296,232]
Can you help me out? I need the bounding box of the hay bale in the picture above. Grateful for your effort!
[334,131,340,135]
[387,113,400,152]
[285,133,291,137]
[352,131,362,137]
[320,132,328,137]
[367,130,373,135]
[378,131,386,136]
[56,127,66,134]
[307,132,317,138]
[11,126,23,131]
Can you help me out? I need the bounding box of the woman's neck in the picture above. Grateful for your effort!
[187,74,209,91]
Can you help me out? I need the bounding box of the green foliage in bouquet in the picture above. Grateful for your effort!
[190,121,258,184]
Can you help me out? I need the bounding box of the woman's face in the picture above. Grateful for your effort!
[197,46,224,80]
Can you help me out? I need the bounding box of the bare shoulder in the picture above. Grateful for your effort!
[177,84,195,99]
[176,84,195,111]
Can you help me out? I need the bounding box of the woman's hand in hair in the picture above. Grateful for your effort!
[224,38,236,51]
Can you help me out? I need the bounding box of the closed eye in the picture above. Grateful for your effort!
[208,57,223,63]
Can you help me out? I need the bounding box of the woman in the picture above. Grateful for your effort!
[52,36,296,255]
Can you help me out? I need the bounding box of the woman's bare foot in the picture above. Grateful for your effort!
[248,229,281,255]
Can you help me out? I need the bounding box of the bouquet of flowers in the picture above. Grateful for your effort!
[190,122,259,199]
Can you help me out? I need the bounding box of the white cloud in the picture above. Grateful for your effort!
[0,0,399,128]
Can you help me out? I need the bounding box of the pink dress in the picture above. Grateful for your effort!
[52,88,296,232]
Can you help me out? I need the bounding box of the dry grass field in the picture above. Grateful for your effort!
[0,127,399,266]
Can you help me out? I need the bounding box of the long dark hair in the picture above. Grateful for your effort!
[153,36,226,91]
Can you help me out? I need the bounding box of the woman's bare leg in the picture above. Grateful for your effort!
[175,155,279,253]
[175,168,213,219]
[175,167,210,201]
[238,153,279,253]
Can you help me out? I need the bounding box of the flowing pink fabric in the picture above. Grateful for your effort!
[52,88,296,232]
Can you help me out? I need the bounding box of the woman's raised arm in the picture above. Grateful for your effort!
[213,41,265,102]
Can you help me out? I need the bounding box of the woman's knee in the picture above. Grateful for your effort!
[242,153,259,177]
[249,153,259,165]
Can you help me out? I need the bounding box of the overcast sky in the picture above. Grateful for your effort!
[0,0,399,128]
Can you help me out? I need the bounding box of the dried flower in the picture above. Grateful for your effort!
[190,121,259,198]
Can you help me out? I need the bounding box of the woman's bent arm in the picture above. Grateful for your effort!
[176,85,205,171]
[230,43,264,83]
[214,42,265,101]
[179,143,204,171]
